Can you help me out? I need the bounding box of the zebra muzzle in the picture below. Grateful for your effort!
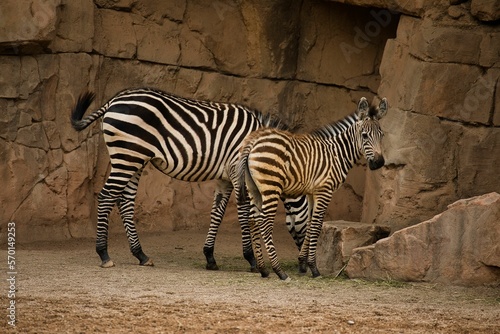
[368,156,385,170]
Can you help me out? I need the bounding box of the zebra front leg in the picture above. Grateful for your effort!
[298,223,322,278]
[203,181,233,270]
[305,221,322,278]
[298,231,310,276]
[298,194,315,275]
[304,193,330,278]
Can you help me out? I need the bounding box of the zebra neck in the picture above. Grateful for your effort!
[334,123,363,174]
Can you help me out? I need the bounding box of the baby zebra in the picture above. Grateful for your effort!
[238,97,388,280]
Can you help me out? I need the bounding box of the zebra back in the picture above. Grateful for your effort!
[71,88,288,132]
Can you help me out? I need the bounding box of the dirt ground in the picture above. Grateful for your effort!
[2,221,499,333]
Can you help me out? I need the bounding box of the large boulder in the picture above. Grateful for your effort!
[347,192,500,286]
[317,221,390,275]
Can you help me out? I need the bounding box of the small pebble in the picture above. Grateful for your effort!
[347,320,355,325]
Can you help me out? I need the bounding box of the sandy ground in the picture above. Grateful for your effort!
[2,221,499,333]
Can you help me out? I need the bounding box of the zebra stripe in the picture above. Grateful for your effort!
[71,87,308,269]
[238,97,388,280]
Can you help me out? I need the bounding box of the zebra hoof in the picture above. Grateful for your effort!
[206,263,219,271]
[100,260,115,268]
[260,269,270,278]
[278,272,290,281]
[311,271,321,278]
[309,265,321,278]
[298,258,308,274]
[140,258,154,266]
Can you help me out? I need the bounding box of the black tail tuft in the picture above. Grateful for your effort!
[236,142,262,210]
[71,91,96,131]
[237,152,249,205]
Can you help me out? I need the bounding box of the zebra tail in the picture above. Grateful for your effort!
[70,91,103,131]
[237,143,262,210]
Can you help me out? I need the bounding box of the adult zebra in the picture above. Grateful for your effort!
[238,97,388,280]
[70,87,308,270]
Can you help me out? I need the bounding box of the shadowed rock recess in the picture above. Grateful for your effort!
[0,1,498,284]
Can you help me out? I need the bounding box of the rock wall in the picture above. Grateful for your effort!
[0,0,498,243]
[345,0,500,230]
[0,0,396,242]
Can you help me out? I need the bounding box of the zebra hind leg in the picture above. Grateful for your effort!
[238,200,258,272]
[95,163,145,267]
[302,193,331,278]
[304,216,324,278]
[249,206,268,277]
[95,189,116,268]
[298,226,321,278]
[203,181,233,270]
[117,166,153,266]
[260,199,290,281]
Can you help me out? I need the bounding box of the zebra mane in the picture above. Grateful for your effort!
[310,114,358,138]
[248,108,291,131]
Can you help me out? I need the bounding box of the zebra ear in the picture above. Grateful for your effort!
[374,98,388,120]
[356,97,370,120]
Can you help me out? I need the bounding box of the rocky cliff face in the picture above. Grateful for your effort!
[0,0,498,243]
[357,0,500,230]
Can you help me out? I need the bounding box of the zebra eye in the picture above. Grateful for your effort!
[361,132,369,140]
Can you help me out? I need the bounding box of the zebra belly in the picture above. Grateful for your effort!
[282,165,335,198]
[282,179,324,199]
[149,154,229,182]
[282,184,310,198]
